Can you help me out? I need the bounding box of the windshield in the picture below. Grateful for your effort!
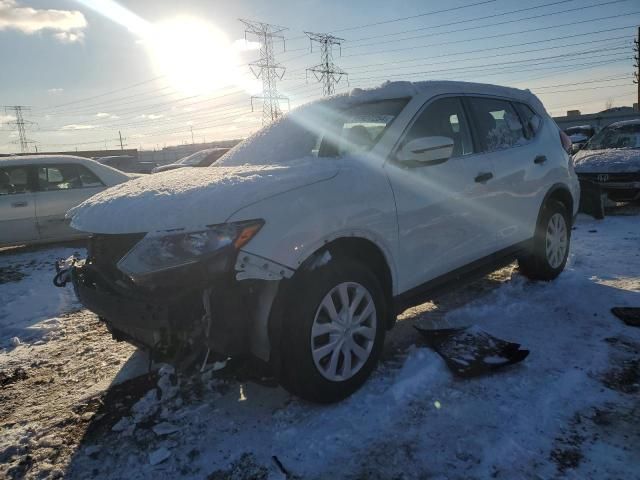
[217,97,409,166]
[176,150,211,166]
[586,123,640,150]
[565,126,592,136]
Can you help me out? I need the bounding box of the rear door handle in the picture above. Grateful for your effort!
[11,201,28,208]
[474,172,493,183]
[534,155,547,164]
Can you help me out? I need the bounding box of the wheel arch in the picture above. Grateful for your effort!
[266,235,397,375]
[542,183,575,223]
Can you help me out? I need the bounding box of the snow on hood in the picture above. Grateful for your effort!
[68,159,339,234]
[573,148,640,173]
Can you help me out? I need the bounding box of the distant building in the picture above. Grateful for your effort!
[554,105,640,131]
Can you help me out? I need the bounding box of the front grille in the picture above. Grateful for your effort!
[578,172,640,183]
[88,233,145,281]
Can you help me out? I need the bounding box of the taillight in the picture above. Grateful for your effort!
[559,130,572,153]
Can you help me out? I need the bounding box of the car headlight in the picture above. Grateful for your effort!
[117,219,263,278]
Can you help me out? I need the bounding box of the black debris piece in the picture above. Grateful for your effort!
[414,325,529,378]
[611,307,640,327]
[578,179,605,220]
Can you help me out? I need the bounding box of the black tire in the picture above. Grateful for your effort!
[277,257,387,403]
[518,200,571,281]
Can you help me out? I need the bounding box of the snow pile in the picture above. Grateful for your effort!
[574,148,640,173]
[68,160,339,234]
[0,247,83,348]
[65,214,640,479]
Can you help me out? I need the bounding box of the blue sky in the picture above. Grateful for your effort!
[0,0,638,152]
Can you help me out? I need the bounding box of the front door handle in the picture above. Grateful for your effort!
[534,155,547,164]
[11,201,28,208]
[474,172,494,183]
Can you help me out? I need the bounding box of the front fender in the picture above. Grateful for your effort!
[226,164,400,294]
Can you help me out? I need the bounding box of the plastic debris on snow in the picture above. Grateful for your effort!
[611,307,640,327]
[148,447,171,466]
[414,324,529,377]
[151,422,181,437]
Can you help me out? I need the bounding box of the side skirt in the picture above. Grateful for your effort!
[393,239,532,315]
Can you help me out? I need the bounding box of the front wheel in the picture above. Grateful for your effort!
[518,200,571,281]
[277,257,387,403]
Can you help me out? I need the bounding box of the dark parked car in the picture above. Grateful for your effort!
[151,148,230,174]
[574,119,640,203]
[96,155,156,174]
[564,125,595,153]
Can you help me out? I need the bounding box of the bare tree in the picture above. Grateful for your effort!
[604,97,614,110]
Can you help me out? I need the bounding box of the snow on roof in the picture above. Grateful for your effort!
[607,119,640,128]
[347,80,538,105]
[565,125,594,131]
[0,154,99,166]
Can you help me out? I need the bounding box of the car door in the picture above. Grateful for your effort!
[34,163,105,240]
[0,165,39,245]
[464,97,541,250]
[384,96,499,293]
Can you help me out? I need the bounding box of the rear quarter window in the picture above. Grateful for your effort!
[466,97,527,152]
[514,102,542,140]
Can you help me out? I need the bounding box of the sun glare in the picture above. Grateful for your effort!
[144,18,248,96]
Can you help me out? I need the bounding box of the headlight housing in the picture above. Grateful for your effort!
[117,219,263,279]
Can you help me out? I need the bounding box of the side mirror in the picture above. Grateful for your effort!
[397,136,454,166]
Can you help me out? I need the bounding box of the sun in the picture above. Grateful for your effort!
[144,18,244,95]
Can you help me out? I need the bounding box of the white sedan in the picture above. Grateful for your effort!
[0,155,132,247]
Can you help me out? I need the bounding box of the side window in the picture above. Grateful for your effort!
[401,97,474,158]
[76,165,104,187]
[0,166,32,195]
[514,102,542,140]
[38,165,83,191]
[467,97,526,152]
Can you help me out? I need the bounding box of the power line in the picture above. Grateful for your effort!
[346,0,630,47]
[347,0,577,44]
[347,44,628,79]
[38,76,165,112]
[349,52,631,83]
[342,16,640,58]
[241,18,290,124]
[331,0,498,33]
[305,32,347,95]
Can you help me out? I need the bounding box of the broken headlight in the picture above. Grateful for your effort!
[117,220,263,279]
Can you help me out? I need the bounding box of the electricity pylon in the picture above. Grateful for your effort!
[305,32,347,96]
[240,19,290,124]
[634,26,639,109]
[3,105,36,153]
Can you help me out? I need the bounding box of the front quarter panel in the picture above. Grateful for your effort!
[225,158,400,294]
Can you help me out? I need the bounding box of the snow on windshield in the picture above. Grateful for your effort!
[218,86,409,167]
[586,123,640,150]
[177,150,210,166]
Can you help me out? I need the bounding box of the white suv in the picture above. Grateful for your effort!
[67,81,580,402]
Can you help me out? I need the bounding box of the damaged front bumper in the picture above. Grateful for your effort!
[65,243,293,363]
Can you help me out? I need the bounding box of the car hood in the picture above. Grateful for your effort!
[573,148,640,174]
[68,158,339,234]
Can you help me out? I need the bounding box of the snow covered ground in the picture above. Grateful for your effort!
[1,211,639,479]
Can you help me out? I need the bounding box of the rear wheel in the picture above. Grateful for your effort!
[277,257,386,403]
[518,200,571,281]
